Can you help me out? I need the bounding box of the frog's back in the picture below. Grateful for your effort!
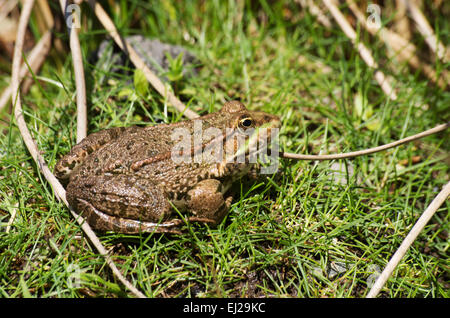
[69,124,185,178]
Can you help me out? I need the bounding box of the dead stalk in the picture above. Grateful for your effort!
[322,0,398,100]
[366,181,450,298]
[0,30,51,112]
[402,0,449,63]
[59,0,87,142]
[282,122,449,160]
[346,0,447,88]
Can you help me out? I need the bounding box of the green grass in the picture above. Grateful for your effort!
[0,0,449,298]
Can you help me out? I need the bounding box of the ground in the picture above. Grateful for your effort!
[0,0,448,297]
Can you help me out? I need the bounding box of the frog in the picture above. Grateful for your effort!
[55,101,280,234]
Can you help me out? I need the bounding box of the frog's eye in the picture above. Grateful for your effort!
[239,117,254,129]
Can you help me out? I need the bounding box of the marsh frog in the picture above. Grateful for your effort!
[55,101,280,233]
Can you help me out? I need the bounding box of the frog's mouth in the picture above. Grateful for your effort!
[224,122,280,166]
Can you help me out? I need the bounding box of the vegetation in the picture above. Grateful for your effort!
[0,0,448,297]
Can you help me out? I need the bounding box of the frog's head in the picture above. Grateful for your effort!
[204,101,281,170]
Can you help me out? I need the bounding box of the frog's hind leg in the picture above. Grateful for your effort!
[66,174,175,233]
[76,198,183,234]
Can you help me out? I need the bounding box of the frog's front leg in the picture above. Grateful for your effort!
[66,174,179,234]
[185,179,232,226]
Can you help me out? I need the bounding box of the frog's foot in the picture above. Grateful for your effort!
[185,217,217,224]
[77,199,183,234]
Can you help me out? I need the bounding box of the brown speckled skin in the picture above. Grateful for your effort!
[55,101,280,233]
